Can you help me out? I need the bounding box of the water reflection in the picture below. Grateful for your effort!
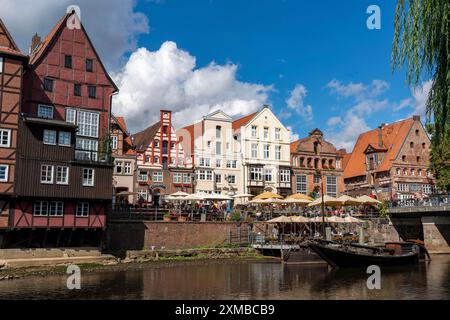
[1,256,449,300]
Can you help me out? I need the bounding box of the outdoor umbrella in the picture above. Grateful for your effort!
[307,195,341,207]
[266,215,293,223]
[253,191,284,200]
[344,216,365,223]
[356,195,382,205]
[291,216,310,223]
[232,193,254,198]
[116,191,139,196]
[336,195,364,206]
[327,216,346,223]
[169,191,190,198]
[287,193,314,201]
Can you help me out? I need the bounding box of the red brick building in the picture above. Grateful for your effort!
[0,11,118,248]
[290,129,345,197]
[132,110,193,205]
[344,116,435,201]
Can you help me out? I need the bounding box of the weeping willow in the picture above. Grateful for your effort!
[393,0,450,191]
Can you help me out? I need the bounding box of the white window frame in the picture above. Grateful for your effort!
[250,167,263,181]
[124,162,131,174]
[66,108,76,124]
[56,166,69,185]
[138,170,148,182]
[264,144,270,159]
[251,126,258,138]
[228,175,236,184]
[251,143,258,158]
[76,138,98,161]
[33,201,49,216]
[77,110,99,138]
[0,164,9,182]
[173,172,182,183]
[49,201,64,217]
[0,129,11,148]
[0,57,3,73]
[40,165,54,184]
[326,176,337,197]
[76,202,89,217]
[275,128,281,140]
[263,127,269,139]
[216,159,222,168]
[153,171,163,182]
[215,173,222,183]
[38,104,54,119]
[280,169,290,183]
[111,136,118,150]
[58,131,71,147]
[296,175,307,194]
[43,130,57,145]
[264,169,273,182]
[82,168,95,187]
[275,145,282,160]
[183,173,191,184]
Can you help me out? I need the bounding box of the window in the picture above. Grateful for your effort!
[422,142,426,149]
[153,172,163,182]
[296,175,307,194]
[111,136,118,150]
[0,165,8,182]
[251,126,257,138]
[410,184,421,192]
[418,169,422,176]
[427,170,432,177]
[173,173,182,183]
[74,84,81,96]
[153,156,159,164]
[263,144,270,159]
[264,169,272,182]
[138,189,147,201]
[275,128,281,140]
[0,129,11,147]
[207,141,211,148]
[199,158,210,167]
[115,161,123,174]
[264,127,269,139]
[76,202,89,217]
[124,162,131,174]
[227,175,236,184]
[251,143,258,158]
[415,129,419,136]
[216,141,222,155]
[83,168,94,186]
[396,168,401,176]
[402,155,406,161]
[226,160,237,168]
[66,108,76,124]
[198,170,213,181]
[410,141,414,148]
[411,169,415,176]
[250,167,262,181]
[49,201,64,217]
[154,140,159,148]
[34,201,48,216]
[86,59,93,72]
[43,130,57,145]
[41,165,54,184]
[206,170,213,181]
[38,105,54,119]
[275,145,281,160]
[88,86,96,99]
[403,168,408,176]
[423,184,432,194]
[138,170,148,182]
[216,159,222,168]
[170,142,175,149]
[398,183,409,192]
[77,111,99,137]
[56,166,69,185]
[183,173,191,184]
[280,169,290,183]
[215,174,222,183]
[314,174,320,184]
[43,78,54,92]
[58,131,71,146]
[216,126,221,138]
[64,55,72,68]
[417,156,421,163]
[76,138,98,161]
[0,57,3,73]
[326,176,337,197]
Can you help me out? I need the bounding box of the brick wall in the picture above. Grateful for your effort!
[107,221,249,250]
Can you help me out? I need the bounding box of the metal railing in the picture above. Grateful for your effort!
[387,194,449,208]
[74,149,113,165]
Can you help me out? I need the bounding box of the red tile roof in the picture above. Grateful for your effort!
[232,112,258,131]
[114,116,128,135]
[0,18,27,59]
[132,122,161,152]
[344,118,414,179]
[0,46,27,58]
[290,138,308,153]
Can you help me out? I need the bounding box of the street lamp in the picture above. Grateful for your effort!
[315,169,326,238]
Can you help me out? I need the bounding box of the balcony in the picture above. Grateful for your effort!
[74,149,113,166]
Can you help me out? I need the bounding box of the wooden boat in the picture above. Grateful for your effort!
[308,240,421,268]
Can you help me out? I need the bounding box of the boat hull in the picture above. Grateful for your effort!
[309,242,420,268]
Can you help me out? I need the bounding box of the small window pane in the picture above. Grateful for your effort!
[43,130,57,145]
[43,78,53,92]
[86,59,93,72]
[64,55,72,68]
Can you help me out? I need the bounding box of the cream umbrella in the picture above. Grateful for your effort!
[356,195,382,205]
[169,191,190,198]
[344,216,365,223]
[309,216,326,223]
[287,193,314,201]
[253,191,284,200]
[327,216,346,223]
[266,215,293,223]
[291,216,310,223]
[307,195,341,207]
[336,195,364,206]
[248,198,266,204]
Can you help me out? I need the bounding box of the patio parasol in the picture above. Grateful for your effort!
[253,191,284,200]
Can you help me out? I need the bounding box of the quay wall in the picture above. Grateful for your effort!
[106,221,252,251]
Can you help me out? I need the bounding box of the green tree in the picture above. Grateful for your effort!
[392,0,450,191]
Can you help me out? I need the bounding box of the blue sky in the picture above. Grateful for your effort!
[1,0,431,151]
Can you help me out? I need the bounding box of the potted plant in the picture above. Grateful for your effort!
[163,213,172,222]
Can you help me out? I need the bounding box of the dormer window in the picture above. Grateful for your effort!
[43,78,54,92]
[38,104,54,119]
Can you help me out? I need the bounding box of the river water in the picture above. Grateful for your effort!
[1,255,449,300]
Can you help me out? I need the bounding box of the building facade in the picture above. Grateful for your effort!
[344,116,435,201]
[233,106,292,197]
[111,115,136,205]
[1,11,118,248]
[178,110,243,195]
[132,110,193,205]
[290,129,345,197]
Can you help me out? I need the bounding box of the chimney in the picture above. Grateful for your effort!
[378,124,385,148]
[29,33,41,55]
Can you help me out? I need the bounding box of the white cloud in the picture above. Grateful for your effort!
[326,79,389,101]
[409,80,432,119]
[0,0,149,69]
[326,113,370,151]
[287,126,300,142]
[112,41,273,132]
[326,116,342,126]
[285,84,313,122]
